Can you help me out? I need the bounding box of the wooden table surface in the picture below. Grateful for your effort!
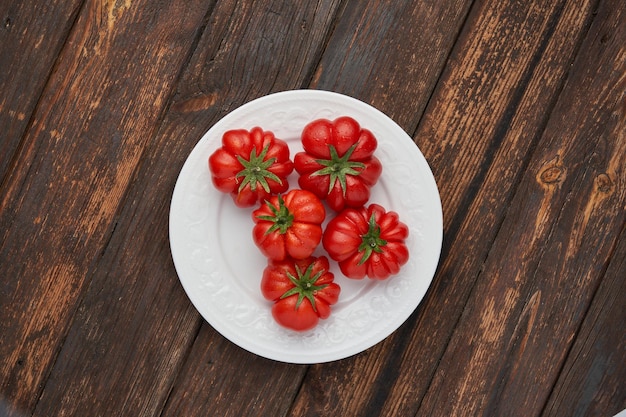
[1,0,624,416]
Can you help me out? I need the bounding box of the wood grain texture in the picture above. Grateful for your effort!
[170,0,343,114]
[542,228,625,417]
[30,1,343,416]
[1,0,623,415]
[541,1,626,414]
[0,0,211,413]
[289,0,599,415]
[417,0,625,413]
[161,326,306,417]
[311,0,472,131]
[0,0,82,180]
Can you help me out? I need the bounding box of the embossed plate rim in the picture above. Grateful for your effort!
[169,89,442,364]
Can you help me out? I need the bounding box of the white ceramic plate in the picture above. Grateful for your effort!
[169,90,442,364]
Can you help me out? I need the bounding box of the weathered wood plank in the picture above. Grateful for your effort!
[31,1,343,416]
[416,0,626,413]
[161,326,306,416]
[0,0,82,180]
[543,2,626,415]
[310,0,472,132]
[1,0,619,416]
[0,0,211,414]
[289,0,600,415]
[541,227,625,417]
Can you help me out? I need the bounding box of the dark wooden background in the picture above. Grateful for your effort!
[1,0,624,416]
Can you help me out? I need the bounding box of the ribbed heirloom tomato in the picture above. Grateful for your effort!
[294,116,382,212]
[252,189,326,261]
[322,203,409,280]
[261,256,340,331]
[208,127,294,208]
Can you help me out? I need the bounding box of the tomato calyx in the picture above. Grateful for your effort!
[312,144,366,195]
[357,214,388,265]
[280,262,328,312]
[256,195,294,235]
[235,144,282,193]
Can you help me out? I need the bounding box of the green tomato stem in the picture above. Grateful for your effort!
[280,262,327,312]
[312,144,365,196]
[235,143,282,193]
[256,194,294,235]
[357,213,387,265]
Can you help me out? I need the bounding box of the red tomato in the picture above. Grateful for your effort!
[294,116,382,212]
[208,127,294,208]
[261,256,340,331]
[322,204,409,280]
[252,189,326,261]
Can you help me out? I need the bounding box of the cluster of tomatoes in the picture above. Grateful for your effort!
[208,116,409,331]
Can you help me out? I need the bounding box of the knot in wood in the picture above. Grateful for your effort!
[540,166,563,184]
[596,173,614,194]
[538,156,565,185]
